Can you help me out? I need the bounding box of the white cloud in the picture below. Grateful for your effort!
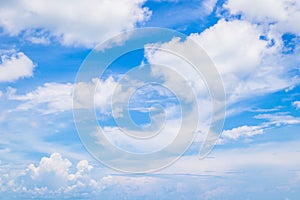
[141,2,300,120]
[99,118,181,154]
[255,113,300,126]
[0,0,151,47]
[293,101,300,109]
[144,39,215,128]
[224,0,289,22]
[202,0,218,15]
[219,113,300,143]
[224,0,300,36]
[24,153,101,195]
[0,51,36,82]
[74,77,118,114]
[27,153,73,189]
[192,19,268,76]
[9,82,73,114]
[221,125,265,141]
[145,38,210,99]
[144,18,298,106]
[24,29,51,45]
[94,77,118,112]
[2,141,300,199]
[0,152,161,198]
[142,20,299,146]
[8,76,118,114]
[163,140,300,176]
[191,19,297,103]
[145,19,297,107]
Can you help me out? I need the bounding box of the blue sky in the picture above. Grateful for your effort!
[0,0,300,199]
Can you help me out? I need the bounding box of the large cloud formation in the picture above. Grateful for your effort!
[0,0,151,47]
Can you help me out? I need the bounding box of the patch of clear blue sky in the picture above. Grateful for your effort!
[143,0,222,34]
[282,33,299,54]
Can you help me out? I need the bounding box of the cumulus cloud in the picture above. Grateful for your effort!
[192,19,297,103]
[192,19,268,76]
[142,0,300,112]
[2,143,300,199]
[0,51,36,82]
[27,153,73,189]
[224,0,300,36]
[0,0,151,47]
[22,153,100,196]
[0,152,162,198]
[145,18,299,107]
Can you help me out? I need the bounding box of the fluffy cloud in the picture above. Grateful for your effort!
[145,18,299,107]
[191,19,268,76]
[191,19,297,103]
[2,143,300,199]
[22,153,100,196]
[0,0,150,47]
[139,19,298,148]
[145,19,297,110]
[293,101,300,109]
[27,153,73,189]
[224,0,300,36]
[224,0,289,22]
[0,153,162,198]
[0,51,36,82]
[143,1,300,110]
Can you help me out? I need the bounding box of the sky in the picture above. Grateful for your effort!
[0,0,300,199]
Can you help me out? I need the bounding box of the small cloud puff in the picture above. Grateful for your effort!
[293,101,300,109]
[0,51,36,82]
